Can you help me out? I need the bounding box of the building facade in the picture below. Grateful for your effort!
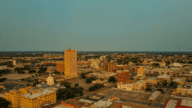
[117,70,130,83]
[64,48,78,78]
[103,62,114,72]
[56,61,65,73]
[137,66,146,76]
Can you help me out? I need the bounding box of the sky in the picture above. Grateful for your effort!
[0,0,192,52]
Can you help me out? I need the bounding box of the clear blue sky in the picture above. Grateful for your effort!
[0,0,192,52]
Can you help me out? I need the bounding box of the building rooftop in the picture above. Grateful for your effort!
[134,80,145,85]
[148,91,161,100]
[54,104,69,108]
[93,100,112,107]
[152,68,171,71]
[177,84,192,89]
[20,89,54,99]
[147,77,157,80]
[181,99,192,107]
[165,99,178,108]
[78,99,94,104]
[157,75,170,79]
[173,78,186,82]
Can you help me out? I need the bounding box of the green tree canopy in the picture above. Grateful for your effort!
[61,81,71,88]
[0,97,11,108]
[86,77,96,84]
[108,76,117,83]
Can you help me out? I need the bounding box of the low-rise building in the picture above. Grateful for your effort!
[164,99,192,108]
[148,91,161,101]
[5,86,57,108]
[176,84,192,96]
[117,80,136,91]
[157,75,171,84]
[137,66,146,76]
[92,100,113,108]
[60,99,94,108]
[146,77,157,86]
[117,80,146,91]
[56,61,65,73]
[173,78,186,85]
[132,80,146,91]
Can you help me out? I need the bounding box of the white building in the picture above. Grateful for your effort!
[148,91,161,101]
[90,59,101,69]
[47,74,54,86]
[170,62,182,68]
[92,100,112,108]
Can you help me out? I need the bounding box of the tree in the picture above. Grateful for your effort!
[81,73,86,79]
[61,81,71,88]
[74,83,79,87]
[86,77,96,84]
[18,70,25,74]
[0,78,7,82]
[152,63,160,67]
[163,80,168,87]
[28,70,36,74]
[0,97,11,108]
[27,83,31,86]
[157,88,165,94]
[108,76,117,83]
[89,84,104,91]
[145,86,152,92]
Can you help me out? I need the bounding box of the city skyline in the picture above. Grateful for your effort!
[0,0,192,52]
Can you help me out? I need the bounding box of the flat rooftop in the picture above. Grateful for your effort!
[173,78,186,82]
[157,75,170,79]
[148,91,161,100]
[165,100,178,108]
[147,77,157,80]
[181,99,192,107]
[20,89,54,99]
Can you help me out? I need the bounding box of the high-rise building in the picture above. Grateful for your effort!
[103,62,113,72]
[64,48,78,78]
[117,70,130,83]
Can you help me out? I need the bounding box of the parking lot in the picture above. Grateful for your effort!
[0,73,36,80]
[95,88,145,100]
[66,77,93,90]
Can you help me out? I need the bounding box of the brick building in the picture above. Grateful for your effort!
[117,70,130,83]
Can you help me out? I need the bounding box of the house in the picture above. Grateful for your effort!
[148,91,161,101]
[164,99,192,108]
[146,77,157,86]
[157,75,171,84]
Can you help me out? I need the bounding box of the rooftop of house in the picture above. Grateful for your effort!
[20,89,55,99]
[165,99,178,108]
[148,91,161,100]
[173,78,186,82]
[157,75,170,79]
[178,83,192,89]
[134,80,145,85]
[152,68,171,71]
[93,100,113,107]
[180,99,192,107]
[147,77,157,80]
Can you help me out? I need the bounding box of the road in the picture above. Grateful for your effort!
[121,97,165,108]
[83,87,165,108]
[159,88,172,104]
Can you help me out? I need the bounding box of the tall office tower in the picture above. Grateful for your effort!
[103,62,114,72]
[64,48,78,78]
[117,70,130,83]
